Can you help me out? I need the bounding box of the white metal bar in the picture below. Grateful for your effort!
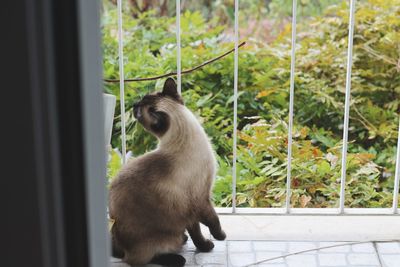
[232,0,239,213]
[392,118,400,213]
[176,0,182,94]
[285,0,297,213]
[117,0,126,164]
[342,208,395,215]
[339,0,356,213]
[215,207,399,216]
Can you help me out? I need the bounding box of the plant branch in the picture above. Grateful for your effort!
[352,103,379,132]
[360,45,397,66]
[104,41,246,83]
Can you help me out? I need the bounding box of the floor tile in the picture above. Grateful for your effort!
[181,252,196,265]
[253,241,287,252]
[109,239,393,267]
[195,252,226,265]
[213,241,227,252]
[319,242,351,253]
[288,242,318,254]
[255,251,284,264]
[380,254,400,267]
[347,253,380,266]
[110,257,123,263]
[229,241,253,252]
[183,240,197,252]
[351,243,375,253]
[318,253,347,266]
[256,264,287,267]
[286,254,317,267]
[229,252,256,267]
[376,242,400,254]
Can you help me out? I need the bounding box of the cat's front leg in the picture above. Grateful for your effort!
[187,222,214,252]
[200,201,226,241]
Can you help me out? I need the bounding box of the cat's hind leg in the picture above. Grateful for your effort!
[111,237,125,259]
[200,201,226,241]
[111,227,125,259]
[187,221,214,252]
[124,250,186,267]
[150,253,186,267]
[124,236,185,266]
[123,246,156,266]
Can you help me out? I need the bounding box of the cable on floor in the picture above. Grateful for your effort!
[242,239,400,267]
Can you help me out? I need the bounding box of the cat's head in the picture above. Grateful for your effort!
[133,78,184,137]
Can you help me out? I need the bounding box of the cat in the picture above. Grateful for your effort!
[109,78,226,266]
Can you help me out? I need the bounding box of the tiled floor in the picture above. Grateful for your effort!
[110,215,400,267]
[110,240,400,267]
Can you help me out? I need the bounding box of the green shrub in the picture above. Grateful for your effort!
[103,0,400,208]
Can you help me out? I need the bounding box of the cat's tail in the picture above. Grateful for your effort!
[150,253,186,267]
[112,243,124,259]
[111,230,125,259]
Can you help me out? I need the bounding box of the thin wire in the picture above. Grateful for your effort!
[232,0,239,213]
[392,117,400,213]
[176,0,181,94]
[285,0,297,214]
[242,239,400,267]
[373,242,384,267]
[339,0,356,213]
[103,42,246,83]
[117,0,126,164]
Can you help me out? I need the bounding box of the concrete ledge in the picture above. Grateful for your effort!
[217,215,400,241]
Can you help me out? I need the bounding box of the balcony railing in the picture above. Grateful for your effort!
[113,0,400,216]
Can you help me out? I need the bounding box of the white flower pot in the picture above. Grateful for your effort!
[103,94,116,147]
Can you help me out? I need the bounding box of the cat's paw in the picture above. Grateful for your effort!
[197,239,215,252]
[212,229,226,241]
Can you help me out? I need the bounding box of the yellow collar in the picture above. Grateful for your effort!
[108,218,115,232]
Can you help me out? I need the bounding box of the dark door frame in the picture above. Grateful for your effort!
[1,0,109,267]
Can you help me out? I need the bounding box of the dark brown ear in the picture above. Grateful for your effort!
[162,78,179,98]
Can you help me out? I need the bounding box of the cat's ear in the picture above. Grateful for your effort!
[162,78,179,98]
[161,78,184,104]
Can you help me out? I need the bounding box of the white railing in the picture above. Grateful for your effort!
[117,0,127,164]
[285,0,297,214]
[232,0,239,213]
[339,0,356,214]
[115,0,400,216]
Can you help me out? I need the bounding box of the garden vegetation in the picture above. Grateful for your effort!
[103,0,400,208]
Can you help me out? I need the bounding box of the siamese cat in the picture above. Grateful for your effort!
[109,78,226,266]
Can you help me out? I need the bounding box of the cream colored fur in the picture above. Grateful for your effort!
[155,98,216,208]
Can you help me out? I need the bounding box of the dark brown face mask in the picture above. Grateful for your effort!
[133,78,183,137]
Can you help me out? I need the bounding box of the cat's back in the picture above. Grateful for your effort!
[110,151,173,189]
[109,151,173,208]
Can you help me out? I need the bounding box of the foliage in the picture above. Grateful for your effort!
[103,0,400,208]
[107,148,123,183]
